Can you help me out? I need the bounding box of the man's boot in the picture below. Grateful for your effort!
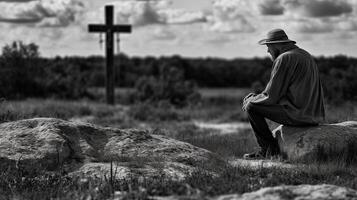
[243,148,267,160]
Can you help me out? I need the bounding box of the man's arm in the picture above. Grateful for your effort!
[243,93,256,102]
[249,53,296,106]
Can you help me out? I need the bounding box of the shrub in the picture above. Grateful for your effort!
[132,65,201,107]
[0,41,90,100]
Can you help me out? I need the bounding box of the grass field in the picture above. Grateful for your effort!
[1,88,357,199]
[89,87,250,98]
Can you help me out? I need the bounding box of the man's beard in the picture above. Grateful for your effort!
[269,50,280,61]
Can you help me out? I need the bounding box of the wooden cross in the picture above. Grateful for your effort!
[88,5,132,105]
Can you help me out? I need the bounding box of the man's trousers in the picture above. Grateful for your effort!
[245,103,315,152]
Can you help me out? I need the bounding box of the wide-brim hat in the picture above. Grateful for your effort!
[258,29,296,45]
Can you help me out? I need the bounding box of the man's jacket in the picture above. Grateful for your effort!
[250,44,325,125]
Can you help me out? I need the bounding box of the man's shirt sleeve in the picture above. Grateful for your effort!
[249,53,295,105]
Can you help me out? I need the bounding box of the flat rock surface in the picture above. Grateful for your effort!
[214,184,357,200]
[334,121,357,129]
[0,118,223,179]
[229,159,297,169]
[272,121,357,162]
[152,185,357,200]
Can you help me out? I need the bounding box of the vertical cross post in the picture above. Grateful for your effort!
[88,5,132,105]
[106,6,114,105]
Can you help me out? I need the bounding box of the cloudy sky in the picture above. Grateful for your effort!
[0,0,357,58]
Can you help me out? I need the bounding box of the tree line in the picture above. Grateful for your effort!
[0,41,356,103]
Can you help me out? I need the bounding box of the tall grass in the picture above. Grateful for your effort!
[2,158,357,199]
[0,99,126,123]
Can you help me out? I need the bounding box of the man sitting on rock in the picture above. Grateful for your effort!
[242,29,325,159]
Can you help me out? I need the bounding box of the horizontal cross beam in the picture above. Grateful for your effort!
[88,24,132,33]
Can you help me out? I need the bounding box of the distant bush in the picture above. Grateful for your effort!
[320,65,357,103]
[132,65,201,107]
[39,61,89,99]
[0,41,90,99]
[0,41,41,98]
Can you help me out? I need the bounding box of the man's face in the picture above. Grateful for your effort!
[266,44,279,61]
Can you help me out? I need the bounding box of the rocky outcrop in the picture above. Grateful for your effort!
[272,121,357,162]
[230,159,296,169]
[151,184,357,200]
[0,118,223,180]
[214,184,357,200]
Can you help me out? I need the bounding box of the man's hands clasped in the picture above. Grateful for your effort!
[242,93,256,111]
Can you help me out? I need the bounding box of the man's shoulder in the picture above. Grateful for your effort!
[275,51,294,62]
[279,48,312,60]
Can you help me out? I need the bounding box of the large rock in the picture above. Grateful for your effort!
[214,184,357,200]
[272,121,357,162]
[0,118,223,180]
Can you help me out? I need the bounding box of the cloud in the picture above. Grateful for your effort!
[291,19,334,33]
[338,20,357,31]
[85,0,255,33]
[212,0,251,20]
[284,0,353,18]
[0,0,84,27]
[0,0,35,2]
[2,0,356,59]
[208,0,255,33]
[84,1,207,27]
[202,34,233,45]
[251,0,357,34]
[114,2,165,26]
[159,9,207,24]
[208,17,254,33]
[259,0,285,15]
[0,22,63,45]
[151,27,176,40]
[0,17,41,24]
